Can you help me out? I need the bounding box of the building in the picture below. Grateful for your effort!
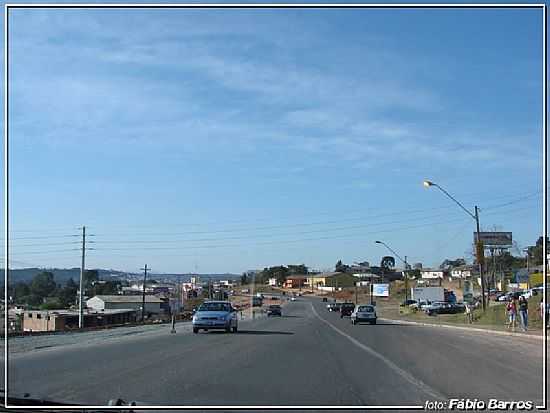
[268,278,278,286]
[22,308,137,332]
[450,266,474,279]
[283,276,307,289]
[420,269,447,279]
[86,295,163,314]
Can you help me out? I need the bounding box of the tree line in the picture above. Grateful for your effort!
[8,270,123,310]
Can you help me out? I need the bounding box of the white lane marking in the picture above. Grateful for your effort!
[310,303,446,401]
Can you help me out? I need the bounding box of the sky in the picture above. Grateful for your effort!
[2,4,545,274]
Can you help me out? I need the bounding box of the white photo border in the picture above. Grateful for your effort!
[3,2,547,410]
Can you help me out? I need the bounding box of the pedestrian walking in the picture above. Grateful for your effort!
[465,303,473,324]
[518,296,528,332]
[506,298,517,330]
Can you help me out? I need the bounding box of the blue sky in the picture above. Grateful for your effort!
[3,5,545,274]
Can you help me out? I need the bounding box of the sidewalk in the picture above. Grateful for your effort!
[379,314,546,340]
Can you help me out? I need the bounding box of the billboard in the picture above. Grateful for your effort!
[372,283,389,297]
[474,232,512,247]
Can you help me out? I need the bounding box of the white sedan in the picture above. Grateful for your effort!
[350,305,377,325]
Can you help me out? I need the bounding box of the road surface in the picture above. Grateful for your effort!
[7,297,546,408]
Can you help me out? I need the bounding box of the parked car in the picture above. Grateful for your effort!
[410,300,431,310]
[327,302,342,312]
[290,297,297,302]
[267,304,282,317]
[350,305,377,325]
[497,293,512,302]
[192,301,238,334]
[425,302,465,316]
[340,303,356,318]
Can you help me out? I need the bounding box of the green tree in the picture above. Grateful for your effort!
[58,278,78,307]
[288,264,308,275]
[240,272,249,285]
[30,271,57,299]
[84,269,99,287]
[335,260,349,273]
[12,282,30,301]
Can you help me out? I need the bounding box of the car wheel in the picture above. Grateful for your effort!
[371,319,377,325]
[193,327,199,334]
[225,326,231,333]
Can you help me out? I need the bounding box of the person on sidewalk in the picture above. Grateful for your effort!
[465,303,473,324]
[506,298,517,330]
[518,296,528,332]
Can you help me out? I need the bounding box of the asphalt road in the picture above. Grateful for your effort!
[7,297,546,408]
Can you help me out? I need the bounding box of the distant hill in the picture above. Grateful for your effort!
[5,268,240,285]
[5,268,137,285]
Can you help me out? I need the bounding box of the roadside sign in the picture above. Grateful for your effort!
[372,283,389,297]
[474,232,512,248]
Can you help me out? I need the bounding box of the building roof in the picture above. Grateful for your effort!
[317,272,341,278]
[25,308,137,316]
[89,295,163,303]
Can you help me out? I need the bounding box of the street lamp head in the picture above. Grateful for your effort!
[423,180,434,188]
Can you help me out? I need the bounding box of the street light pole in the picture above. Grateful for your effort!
[424,180,486,311]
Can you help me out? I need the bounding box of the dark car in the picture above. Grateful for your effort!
[267,305,282,317]
[327,302,342,312]
[340,303,356,318]
[322,297,328,302]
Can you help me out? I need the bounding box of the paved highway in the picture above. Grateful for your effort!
[7,297,546,408]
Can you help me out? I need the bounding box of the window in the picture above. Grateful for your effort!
[27,313,32,318]
[36,314,42,319]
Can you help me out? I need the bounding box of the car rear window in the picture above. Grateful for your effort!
[198,302,231,312]
[358,306,374,312]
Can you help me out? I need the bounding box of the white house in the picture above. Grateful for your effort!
[86,295,163,314]
[268,278,278,286]
[421,269,447,279]
[451,268,473,279]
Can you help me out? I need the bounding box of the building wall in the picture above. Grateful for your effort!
[421,271,445,279]
[104,301,162,314]
[22,312,61,332]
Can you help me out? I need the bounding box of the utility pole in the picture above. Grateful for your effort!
[404,256,409,303]
[79,226,86,329]
[474,206,486,311]
[140,264,149,322]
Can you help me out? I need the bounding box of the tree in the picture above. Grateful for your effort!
[439,258,466,270]
[380,256,395,274]
[58,278,78,308]
[12,282,30,300]
[84,270,99,287]
[335,260,349,273]
[30,272,57,299]
[288,264,308,275]
[240,272,249,285]
[528,236,549,266]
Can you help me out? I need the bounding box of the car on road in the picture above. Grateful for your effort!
[340,303,355,318]
[192,301,238,334]
[326,302,341,312]
[267,304,282,317]
[350,305,377,325]
[290,297,297,301]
